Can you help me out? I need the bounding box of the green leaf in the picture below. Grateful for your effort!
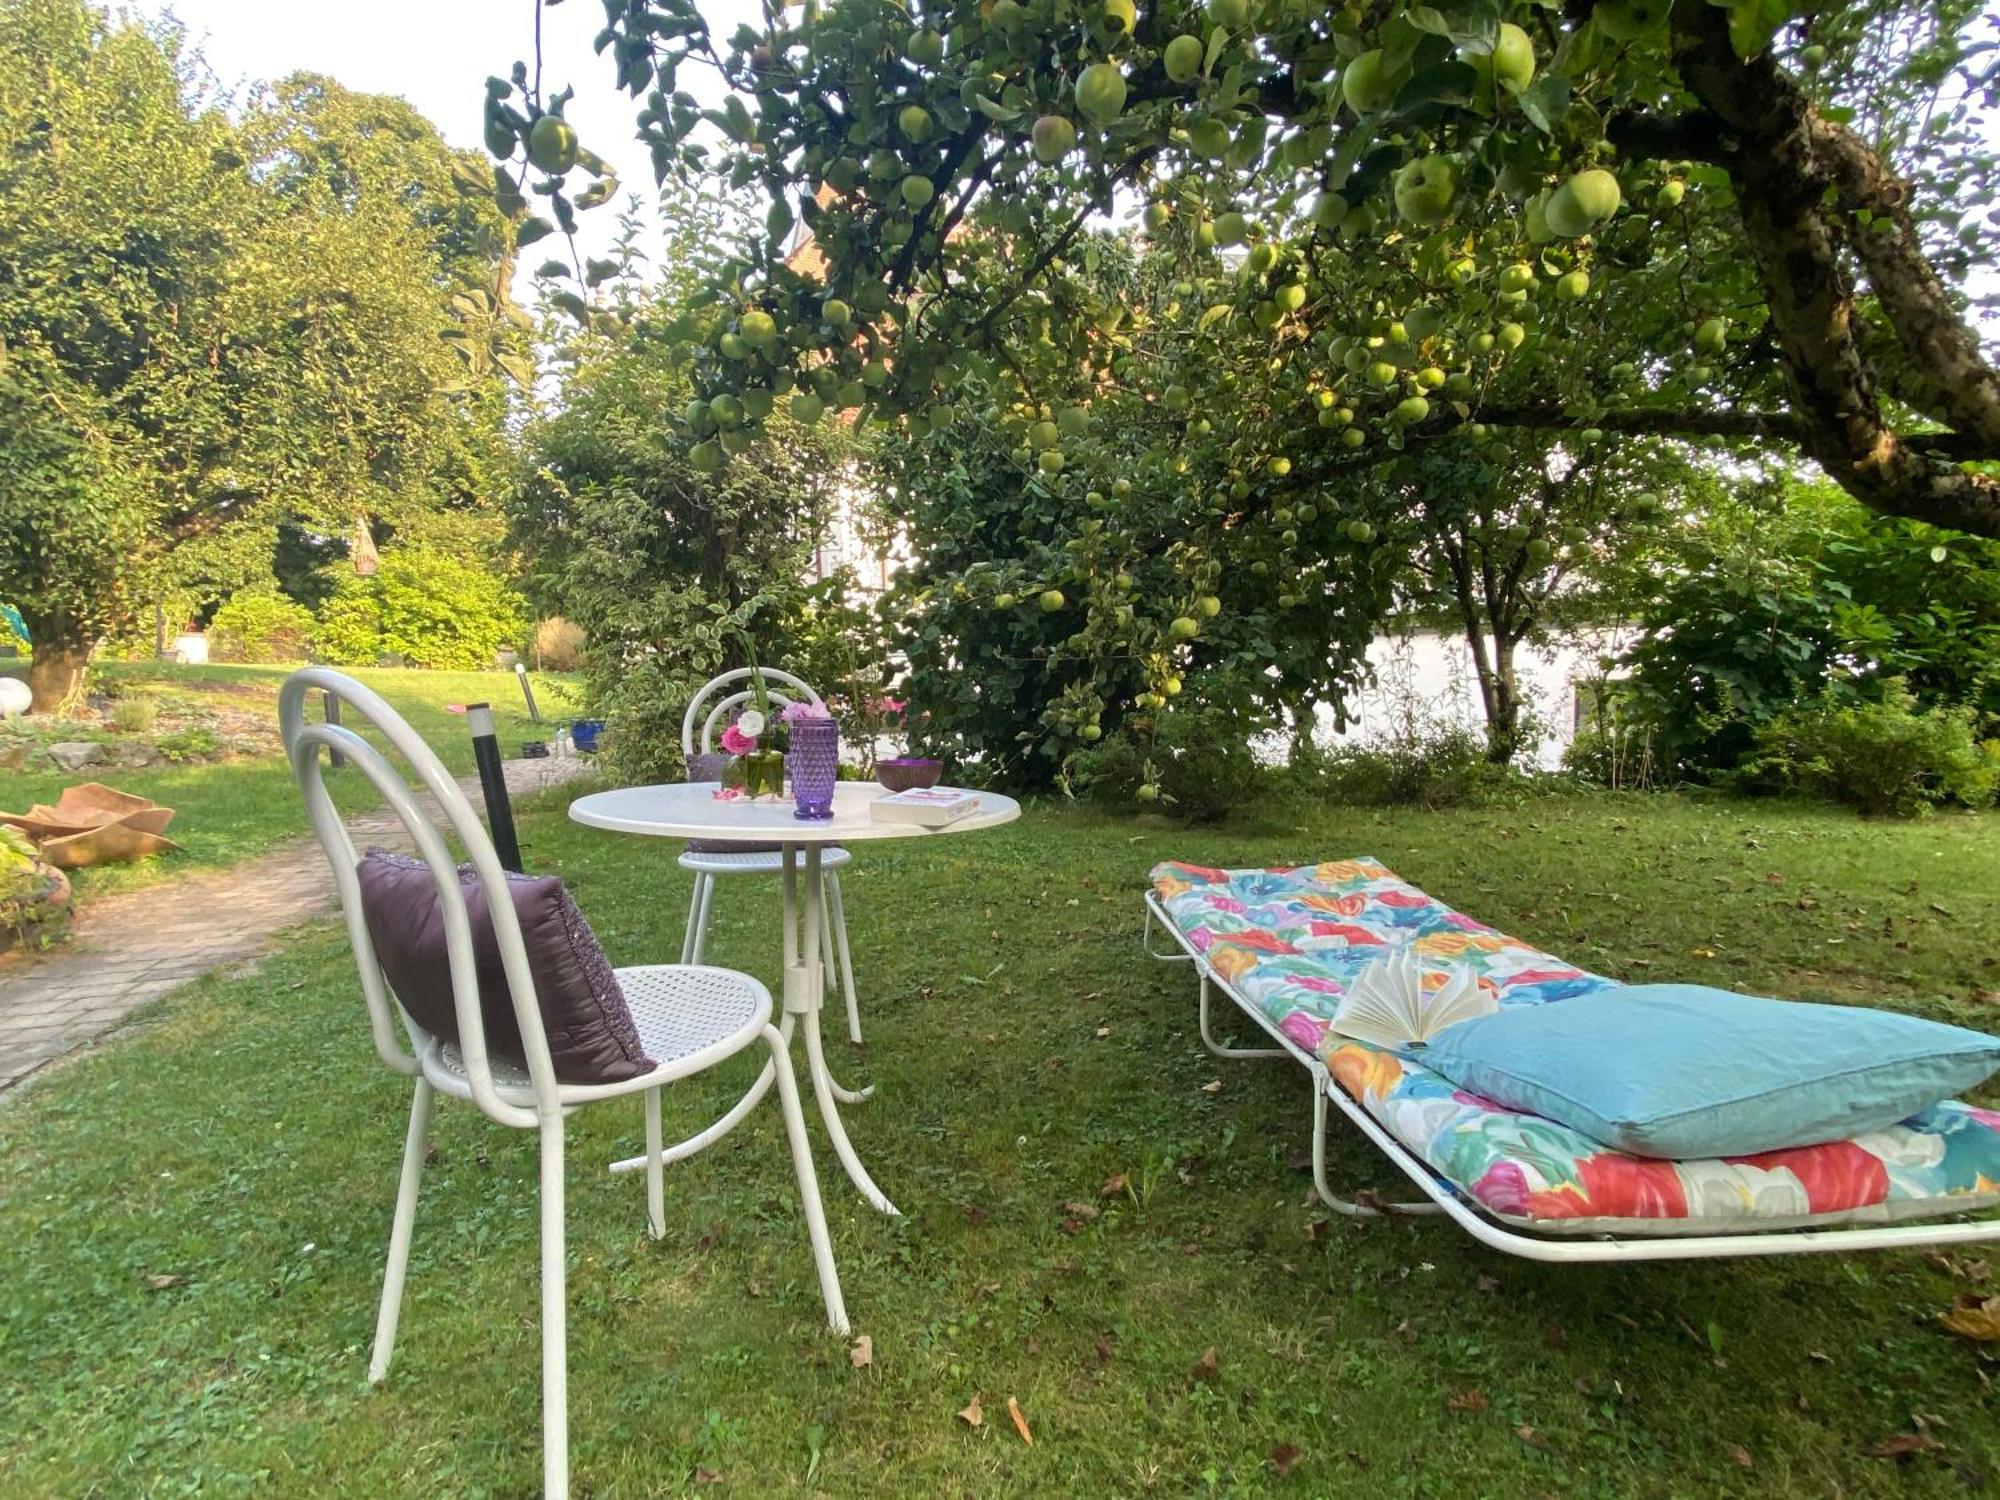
[515,215,556,247]
[1514,75,1571,135]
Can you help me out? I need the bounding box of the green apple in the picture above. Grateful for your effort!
[1392,155,1457,226]
[1655,179,1686,210]
[1038,449,1065,474]
[1213,210,1249,246]
[1274,282,1306,313]
[1341,427,1366,449]
[1169,615,1200,639]
[1143,200,1173,232]
[1039,589,1066,612]
[899,104,934,143]
[1102,0,1136,34]
[1497,321,1527,349]
[1393,395,1430,425]
[1163,383,1191,411]
[740,310,777,345]
[1246,242,1278,273]
[1346,519,1376,543]
[1498,261,1536,294]
[1058,405,1090,437]
[1029,419,1060,449]
[1555,268,1590,298]
[1415,365,1446,389]
[1164,33,1204,84]
[1489,22,1535,92]
[1136,784,1161,802]
[1342,49,1397,115]
[1545,168,1622,237]
[1032,115,1077,162]
[822,297,852,327]
[907,28,945,66]
[1311,191,1349,232]
[900,174,935,209]
[528,115,579,174]
[1208,0,1248,28]
[1267,455,1292,477]
[1076,63,1127,127]
[1368,360,1398,385]
[1695,316,1728,353]
[1188,118,1232,158]
[688,440,723,474]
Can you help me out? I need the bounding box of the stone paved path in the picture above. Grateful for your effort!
[0,755,594,1096]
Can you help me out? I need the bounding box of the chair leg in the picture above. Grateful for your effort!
[827,872,862,1046]
[643,1087,665,1241]
[369,1078,433,1384]
[540,1116,570,1499]
[762,1024,849,1335]
[680,873,707,964]
[690,872,717,965]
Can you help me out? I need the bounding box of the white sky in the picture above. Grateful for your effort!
[140,0,761,274]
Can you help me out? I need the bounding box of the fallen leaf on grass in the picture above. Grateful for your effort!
[1190,1347,1220,1385]
[1514,1425,1552,1452]
[849,1335,873,1369]
[1269,1441,1301,1477]
[692,1466,722,1485]
[1099,1173,1128,1198]
[1940,1293,2000,1342]
[1062,1201,1100,1220]
[1200,1079,1224,1094]
[1729,1444,1754,1470]
[1540,1321,1568,1350]
[1303,1219,1330,1242]
[1474,1274,1500,1294]
[1093,1333,1116,1365]
[1007,1395,1033,1446]
[1868,1432,1941,1459]
[957,1396,983,1428]
[1285,1147,1313,1173]
[693,1223,726,1253]
[1094,1025,1111,1039]
[142,1273,187,1292]
[1446,1389,1488,1414]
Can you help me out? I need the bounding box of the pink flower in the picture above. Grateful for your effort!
[720,723,757,755]
[779,699,832,723]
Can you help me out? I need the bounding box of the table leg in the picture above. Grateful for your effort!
[790,845,899,1216]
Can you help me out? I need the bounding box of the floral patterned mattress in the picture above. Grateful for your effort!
[1150,859,2000,1235]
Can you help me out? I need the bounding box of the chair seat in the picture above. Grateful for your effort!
[679,846,850,876]
[423,964,771,1107]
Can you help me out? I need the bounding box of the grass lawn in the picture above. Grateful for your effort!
[2,792,1996,1494]
[0,662,582,903]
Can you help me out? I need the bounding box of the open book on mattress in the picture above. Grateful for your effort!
[1331,948,1495,1048]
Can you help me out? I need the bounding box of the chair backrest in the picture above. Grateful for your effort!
[279,668,556,1128]
[682,666,824,757]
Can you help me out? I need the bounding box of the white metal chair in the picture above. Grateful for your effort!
[681,667,863,1051]
[280,668,846,1500]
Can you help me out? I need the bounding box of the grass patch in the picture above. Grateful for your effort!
[1,794,1996,1494]
[0,663,582,904]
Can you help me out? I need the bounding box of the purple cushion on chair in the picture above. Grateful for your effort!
[683,750,784,855]
[355,848,653,1084]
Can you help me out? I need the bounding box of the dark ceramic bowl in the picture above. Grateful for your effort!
[876,757,943,792]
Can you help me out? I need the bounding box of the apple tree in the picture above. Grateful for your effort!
[500,0,2000,762]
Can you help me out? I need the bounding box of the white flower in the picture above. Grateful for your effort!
[736,708,766,738]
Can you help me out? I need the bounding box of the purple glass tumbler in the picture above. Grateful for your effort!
[787,715,839,820]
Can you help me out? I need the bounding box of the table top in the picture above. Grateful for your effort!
[568,780,1022,844]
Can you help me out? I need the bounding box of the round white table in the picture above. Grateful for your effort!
[569,780,1021,1214]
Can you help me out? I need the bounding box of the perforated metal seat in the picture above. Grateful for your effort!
[425,965,772,1108]
[678,846,850,876]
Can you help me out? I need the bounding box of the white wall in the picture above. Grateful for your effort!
[1309,628,1635,769]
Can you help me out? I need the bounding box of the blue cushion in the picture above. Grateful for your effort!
[1416,984,2000,1159]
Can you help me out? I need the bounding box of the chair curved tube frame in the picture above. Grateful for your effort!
[1144,892,2000,1261]
[280,668,847,1500]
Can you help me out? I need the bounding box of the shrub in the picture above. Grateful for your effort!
[1071,697,1275,823]
[207,586,317,664]
[1300,726,1527,810]
[154,725,221,763]
[315,549,526,670]
[1732,685,2000,817]
[109,696,158,734]
[532,616,586,672]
